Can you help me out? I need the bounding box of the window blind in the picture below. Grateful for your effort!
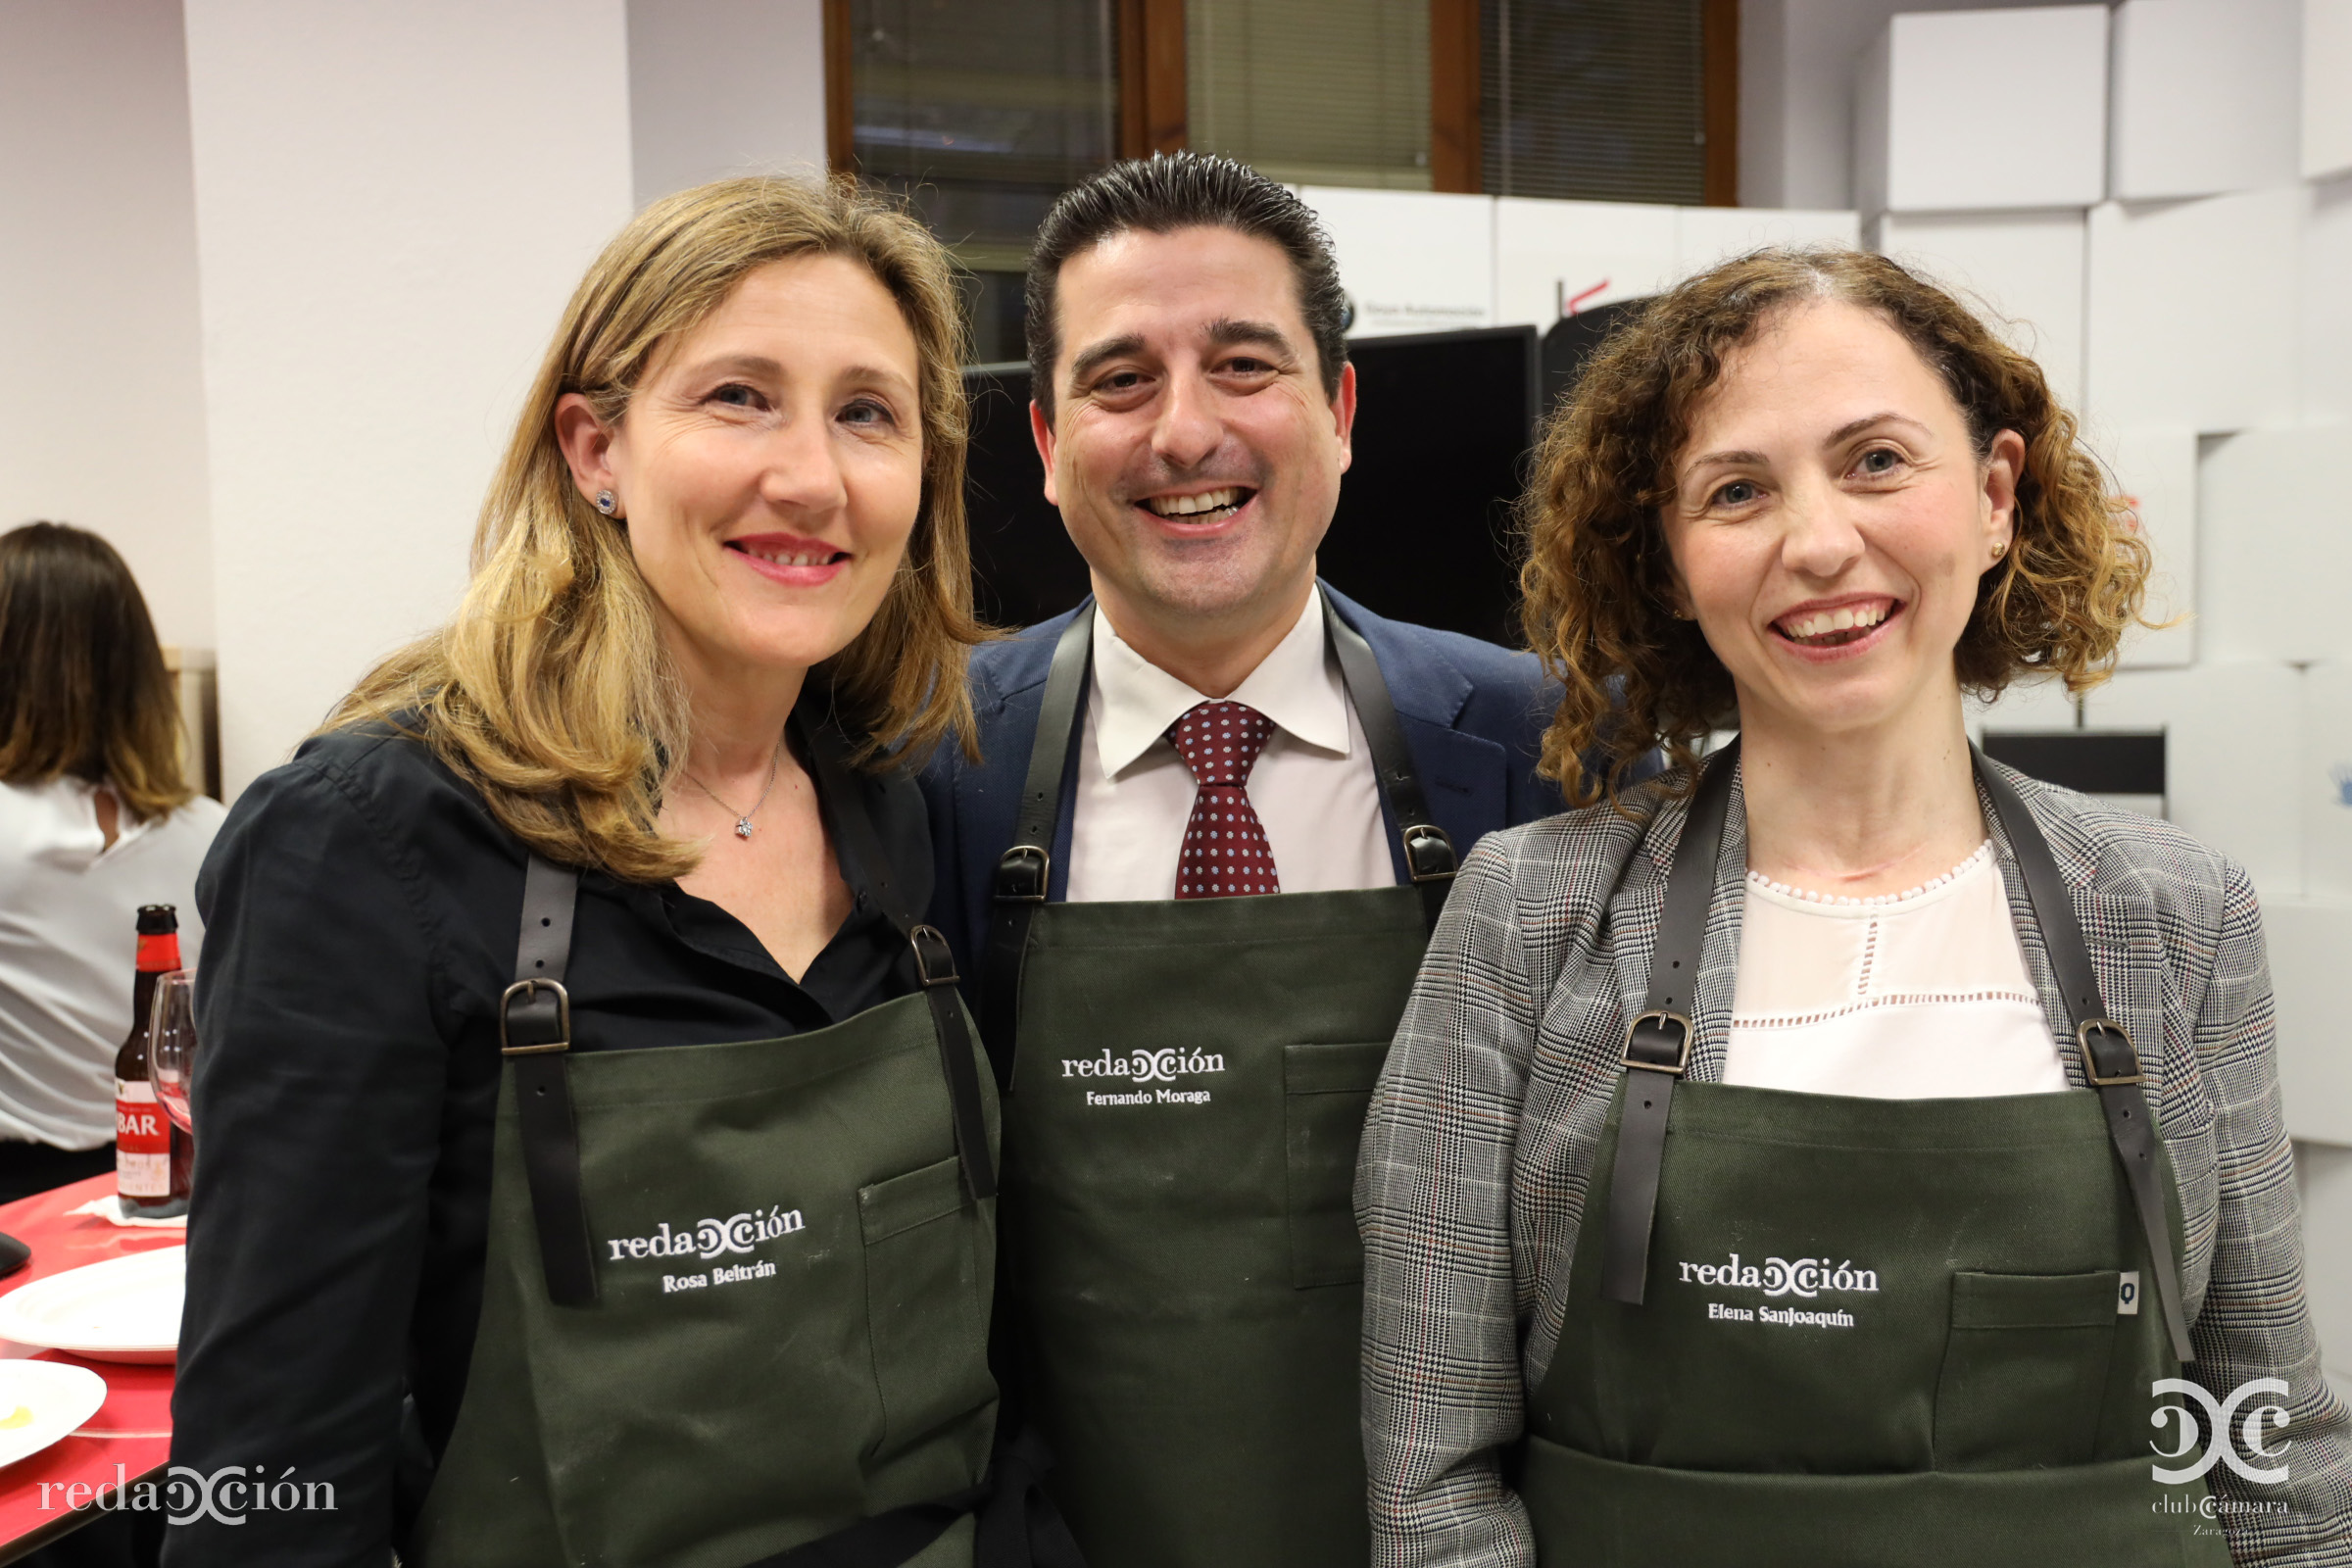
[1482,0,1705,204]
[1188,0,1432,189]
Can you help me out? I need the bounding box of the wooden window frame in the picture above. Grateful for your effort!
[1431,0,1481,192]
[1118,0,1188,158]
[824,0,854,173]
[826,1,1731,200]
[1702,0,1739,205]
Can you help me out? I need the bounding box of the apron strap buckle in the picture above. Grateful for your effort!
[1622,1010,1691,1075]
[909,924,961,988]
[500,978,572,1054]
[1401,823,1457,884]
[993,845,1050,904]
[2077,1019,2142,1086]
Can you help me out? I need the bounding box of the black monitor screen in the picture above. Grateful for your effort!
[960,365,1088,630]
[960,324,1542,644]
[1322,326,1539,647]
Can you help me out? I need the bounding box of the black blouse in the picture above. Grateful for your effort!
[166,720,930,1566]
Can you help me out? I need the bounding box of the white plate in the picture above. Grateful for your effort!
[0,1361,108,1470]
[0,1248,183,1363]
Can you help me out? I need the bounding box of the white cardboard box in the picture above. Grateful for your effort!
[2090,425,2198,669]
[2300,663,2352,902]
[2110,0,2302,199]
[2264,904,2352,1145]
[1966,675,2082,742]
[2082,662,2304,899]
[2082,191,2303,433]
[2198,425,2352,665]
[2307,179,2352,423]
[2310,0,2352,180]
[1673,206,1860,279]
[1873,210,2087,412]
[1854,7,2107,215]
[2297,1143,2352,1404]
[1491,198,1677,330]
[1489,200,1858,332]
[1297,186,1494,338]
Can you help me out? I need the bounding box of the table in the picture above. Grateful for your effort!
[0,1175,180,1563]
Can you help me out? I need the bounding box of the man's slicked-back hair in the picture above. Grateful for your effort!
[1024,153,1349,419]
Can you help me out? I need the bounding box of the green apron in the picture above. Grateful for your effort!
[413,721,1004,1568]
[979,594,1458,1568]
[1517,740,2230,1567]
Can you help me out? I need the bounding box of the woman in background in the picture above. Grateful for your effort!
[1357,248,2350,1565]
[0,521,222,1203]
[171,178,1017,1567]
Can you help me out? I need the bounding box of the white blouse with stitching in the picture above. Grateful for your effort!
[1722,840,2069,1099]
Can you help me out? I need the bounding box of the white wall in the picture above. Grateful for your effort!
[182,1,636,795]
[0,0,215,652]
[628,0,828,209]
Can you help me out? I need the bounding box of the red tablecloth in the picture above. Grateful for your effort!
[0,1174,180,1562]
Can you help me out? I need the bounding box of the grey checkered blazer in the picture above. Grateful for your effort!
[1356,759,2352,1566]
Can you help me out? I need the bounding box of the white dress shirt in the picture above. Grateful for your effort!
[1066,593,1394,904]
[0,776,224,1148]
[1722,840,2068,1099]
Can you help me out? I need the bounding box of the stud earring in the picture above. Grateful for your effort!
[1990,540,2006,562]
[594,490,617,515]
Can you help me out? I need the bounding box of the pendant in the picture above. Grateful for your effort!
[734,818,755,839]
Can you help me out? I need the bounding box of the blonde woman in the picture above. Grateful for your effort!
[1357,249,2351,1565]
[170,180,1012,1567]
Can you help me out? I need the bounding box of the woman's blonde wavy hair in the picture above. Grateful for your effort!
[1521,246,2151,808]
[330,175,987,881]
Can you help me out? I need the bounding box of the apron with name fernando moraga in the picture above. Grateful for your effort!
[412,718,1004,1568]
[978,589,1459,1568]
[1517,739,2230,1567]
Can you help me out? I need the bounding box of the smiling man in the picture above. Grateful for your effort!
[918,154,1598,1568]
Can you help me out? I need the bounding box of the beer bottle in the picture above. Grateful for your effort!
[116,905,189,1214]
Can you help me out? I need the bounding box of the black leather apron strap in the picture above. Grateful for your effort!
[1321,586,1458,934]
[500,853,598,1308]
[801,719,998,1205]
[1598,739,1739,1305]
[984,593,1458,1082]
[980,611,1096,1087]
[1973,751,2196,1365]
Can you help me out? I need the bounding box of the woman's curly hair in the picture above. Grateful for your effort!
[1520,246,2151,807]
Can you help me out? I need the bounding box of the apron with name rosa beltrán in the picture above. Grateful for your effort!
[1517,738,2230,1567]
[412,718,1012,1568]
[980,589,1459,1568]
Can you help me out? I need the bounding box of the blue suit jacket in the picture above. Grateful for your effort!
[917,584,1577,1009]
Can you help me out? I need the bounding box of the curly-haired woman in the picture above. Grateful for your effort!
[1356,248,2351,1566]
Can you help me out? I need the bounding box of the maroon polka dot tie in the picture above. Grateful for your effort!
[1167,701,1281,899]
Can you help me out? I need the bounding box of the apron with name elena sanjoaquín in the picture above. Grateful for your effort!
[1517,739,2231,1567]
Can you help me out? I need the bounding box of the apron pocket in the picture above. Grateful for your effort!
[1933,1270,2121,1471]
[859,1156,994,1462]
[1283,1041,1390,1289]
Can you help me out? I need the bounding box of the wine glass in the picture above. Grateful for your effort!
[148,969,198,1136]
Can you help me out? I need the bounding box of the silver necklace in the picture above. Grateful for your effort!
[680,741,785,840]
